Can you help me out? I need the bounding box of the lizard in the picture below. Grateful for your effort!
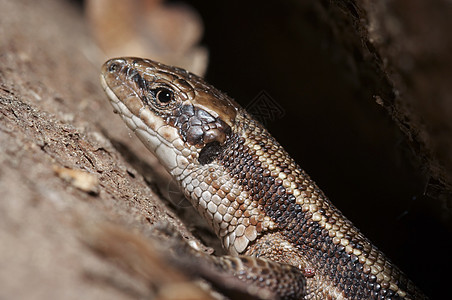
[100,57,428,300]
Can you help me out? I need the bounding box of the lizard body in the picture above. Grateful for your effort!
[100,57,427,300]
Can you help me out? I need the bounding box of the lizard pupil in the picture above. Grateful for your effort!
[155,88,173,104]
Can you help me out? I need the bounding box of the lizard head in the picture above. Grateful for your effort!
[100,57,240,172]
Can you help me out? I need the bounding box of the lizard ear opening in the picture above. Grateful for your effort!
[198,141,223,165]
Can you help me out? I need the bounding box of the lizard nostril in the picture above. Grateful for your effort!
[107,62,119,73]
[107,59,127,73]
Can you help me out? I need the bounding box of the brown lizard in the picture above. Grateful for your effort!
[100,57,428,300]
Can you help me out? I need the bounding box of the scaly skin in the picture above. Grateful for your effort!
[100,57,428,300]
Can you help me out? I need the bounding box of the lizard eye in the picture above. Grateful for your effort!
[154,87,174,104]
[146,87,178,110]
